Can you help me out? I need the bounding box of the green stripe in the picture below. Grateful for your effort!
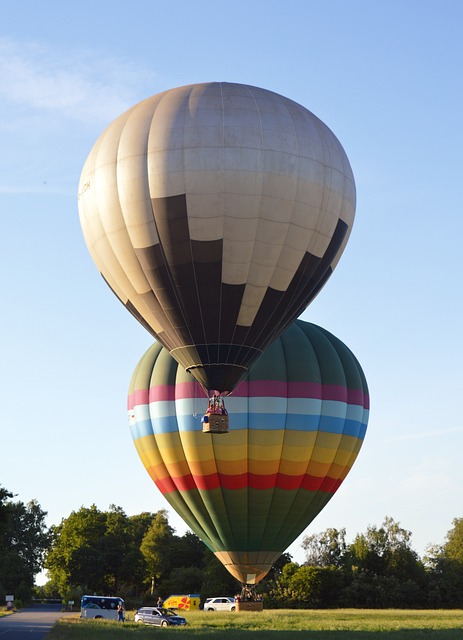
[160,487,338,553]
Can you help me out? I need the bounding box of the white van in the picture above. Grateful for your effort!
[80,595,124,620]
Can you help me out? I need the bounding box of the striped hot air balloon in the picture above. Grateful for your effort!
[79,82,356,395]
[128,320,369,585]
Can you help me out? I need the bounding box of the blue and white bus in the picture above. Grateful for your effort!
[80,594,124,620]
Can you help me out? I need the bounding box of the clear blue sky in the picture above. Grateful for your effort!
[1,0,462,582]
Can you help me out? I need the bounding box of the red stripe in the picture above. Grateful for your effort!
[155,476,177,493]
[155,475,197,493]
[156,472,342,495]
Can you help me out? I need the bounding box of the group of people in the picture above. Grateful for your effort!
[201,395,229,429]
[205,395,228,415]
[235,586,263,602]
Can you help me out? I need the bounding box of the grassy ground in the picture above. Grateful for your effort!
[46,609,463,639]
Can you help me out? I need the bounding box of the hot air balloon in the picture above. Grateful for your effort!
[79,82,356,395]
[128,320,369,586]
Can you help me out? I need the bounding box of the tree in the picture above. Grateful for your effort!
[167,531,206,572]
[0,487,49,602]
[264,518,430,609]
[349,516,420,577]
[103,505,138,593]
[159,566,204,597]
[345,517,427,607]
[424,518,463,607]
[302,528,347,568]
[45,504,108,595]
[443,518,463,563]
[128,512,157,546]
[267,561,346,608]
[265,561,299,607]
[44,504,147,597]
[140,510,175,594]
[0,487,13,524]
[124,512,156,595]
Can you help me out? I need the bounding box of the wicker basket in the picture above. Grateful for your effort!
[202,413,229,434]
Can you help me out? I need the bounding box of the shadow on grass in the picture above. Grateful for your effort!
[182,631,463,639]
[47,619,463,640]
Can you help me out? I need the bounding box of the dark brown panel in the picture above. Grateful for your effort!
[220,282,246,343]
[191,238,223,264]
[281,218,348,324]
[118,193,349,393]
[234,218,349,351]
[190,239,223,342]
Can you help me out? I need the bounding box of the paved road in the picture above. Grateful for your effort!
[0,603,71,639]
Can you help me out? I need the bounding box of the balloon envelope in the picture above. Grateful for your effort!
[80,82,356,394]
[128,320,369,584]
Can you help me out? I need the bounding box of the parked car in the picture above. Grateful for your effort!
[203,597,236,611]
[134,607,187,626]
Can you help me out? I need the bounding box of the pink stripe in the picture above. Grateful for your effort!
[149,385,174,402]
[348,388,370,409]
[128,389,149,409]
[149,381,207,402]
[232,380,325,398]
[232,380,286,397]
[322,385,347,402]
[232,380,367,406]
[175,381,208,400]
[129,380,369,409]
[288,382,324,398]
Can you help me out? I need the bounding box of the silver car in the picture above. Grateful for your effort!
[204,597,236,611]
[134,607,187,626]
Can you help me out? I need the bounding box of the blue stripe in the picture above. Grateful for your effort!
[130,412,368,440]
[244,413,367,437]
[130,415,194,438]
[130,420,153,440]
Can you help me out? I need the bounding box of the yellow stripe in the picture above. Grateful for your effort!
[309,445,356,466]
[134,431,363,478]
[133,438,164,469]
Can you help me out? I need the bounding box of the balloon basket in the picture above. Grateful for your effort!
[202,413,229,434]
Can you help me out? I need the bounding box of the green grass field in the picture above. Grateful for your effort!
[46,609,463,639]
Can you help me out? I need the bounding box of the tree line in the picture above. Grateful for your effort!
[2,484,463,608]
[267,516,463,608]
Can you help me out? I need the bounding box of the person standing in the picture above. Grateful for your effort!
[117,603,125,622]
